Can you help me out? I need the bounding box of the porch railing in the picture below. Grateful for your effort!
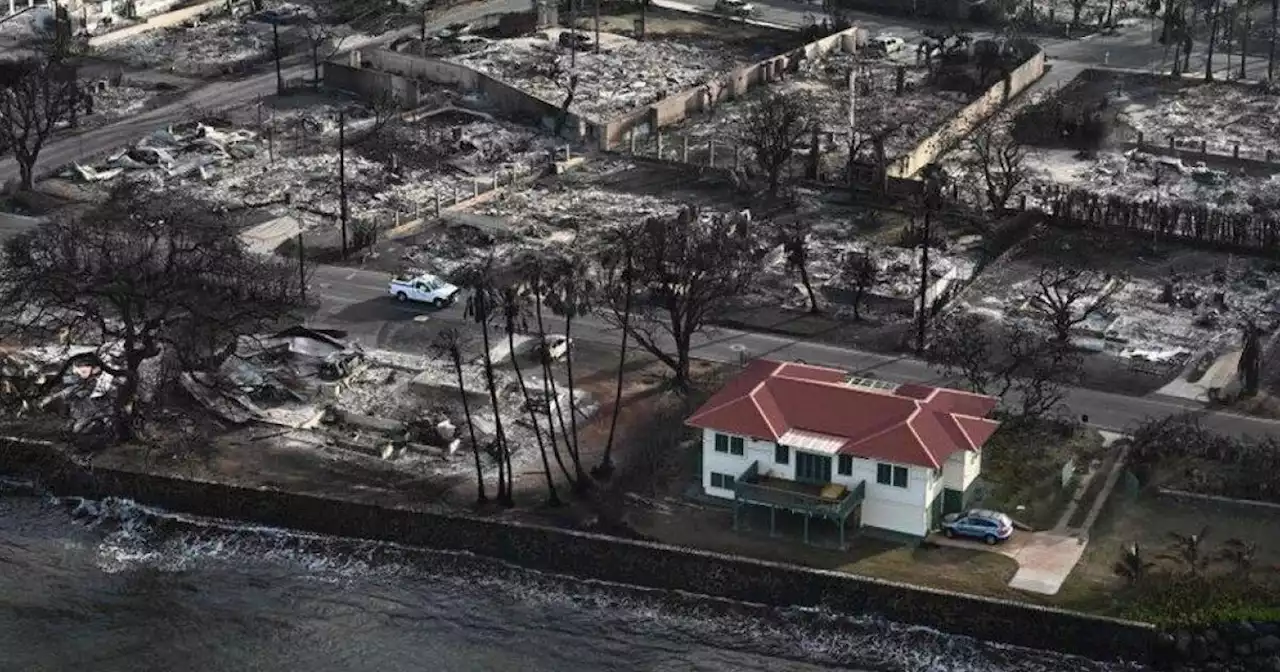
[733,460,865,519]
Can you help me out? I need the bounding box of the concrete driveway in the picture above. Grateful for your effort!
[928,531,1088,596]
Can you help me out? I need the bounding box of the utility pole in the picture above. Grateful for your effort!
[273,22,284,94]
[594,0,600,53]
[339,108,349,260]
[570,1,578,69]
[916,165,944,356]
[916,207,930,355]
[297,231,307,302]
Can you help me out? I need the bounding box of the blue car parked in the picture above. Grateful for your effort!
[940,509,1014,545]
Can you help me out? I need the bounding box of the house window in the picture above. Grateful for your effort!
[710,472,736,489]
[838,454,853,476]
[876,463,909,488]
[714,434,745,455]
[775,444,790,465]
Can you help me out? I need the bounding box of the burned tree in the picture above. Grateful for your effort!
[432,327,488,506]
[1240,321,1262,396]
[1025,265,1121,344]
[459,253,515,507]
[776,216,820,313]
[0,56,80,190]
[741,90,814,195]
[929,312,1081,419]
[0,184,307,440]
[967,125,1028,212]
[604,206,761,391]
[297,1,353,86]
[841,249,880,321]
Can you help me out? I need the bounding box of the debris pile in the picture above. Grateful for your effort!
[959,256,1280,366]
[445,30,753,119]
[58,101,557,229]
[97,14,282,76]
[663,50,966,166]
[401,158,739,276]
[1119,81,1280,158]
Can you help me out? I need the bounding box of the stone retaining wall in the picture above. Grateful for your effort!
[0,439,1157,663]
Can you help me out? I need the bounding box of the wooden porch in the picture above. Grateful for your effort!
[731,461,866,548]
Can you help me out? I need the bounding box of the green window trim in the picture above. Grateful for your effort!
[837,454,853,476]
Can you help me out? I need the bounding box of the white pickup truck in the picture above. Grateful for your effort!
[389,273,460,307]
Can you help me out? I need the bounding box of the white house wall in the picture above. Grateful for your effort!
[701,428,939,537]
[942,448,982,491]
[834,457,930,537]
[702,429,776,499]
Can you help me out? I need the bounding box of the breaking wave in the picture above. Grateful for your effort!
[54,496,1147,672]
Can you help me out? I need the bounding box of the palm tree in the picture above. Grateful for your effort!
[1160,525,1212,577]
[545,251,596,494]
[461,254,515,507]
[522,253,579,489]
[1206,0,1222,80]
[498,255,561,507]
[1218,538,1258,577]
[593,226,636,480]
[1114,542,1156,584]
[433,328,487,506]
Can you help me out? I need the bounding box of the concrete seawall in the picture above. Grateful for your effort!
[0,439,1158,663]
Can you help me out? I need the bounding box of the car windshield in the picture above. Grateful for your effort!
[421,278,441,290]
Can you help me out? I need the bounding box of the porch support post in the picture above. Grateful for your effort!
[803,513,811,545]
[732,500,739,530]
[769,507,777,537]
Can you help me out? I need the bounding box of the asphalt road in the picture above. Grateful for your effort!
[309,264,1280,439]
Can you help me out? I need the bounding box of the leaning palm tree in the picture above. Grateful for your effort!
[432,328,487,506]
[460,254,514,507]
[1160,525,1212,577]
[498,255,562,507]
[1114,542,1155,585]
[522,253,578,487]
[544,251,596,494]
[592,225,637,480]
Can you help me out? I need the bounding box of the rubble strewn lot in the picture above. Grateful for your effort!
[96,11,302,76]
[653,51,968,171]
[395,160,979,331]
[953,229,1280,373]
[1118,79,1280,157]
[440,27,769,120]
[394,158,748,277]
[51,90,559,238]
[1009,71,1280,214]
[2,327,594,498]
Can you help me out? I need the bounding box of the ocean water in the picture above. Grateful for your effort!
[0,481,1144,672]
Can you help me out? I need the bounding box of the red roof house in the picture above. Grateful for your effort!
[688,360,1002,539]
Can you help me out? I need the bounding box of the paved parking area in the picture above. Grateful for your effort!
[929,532,1089,595]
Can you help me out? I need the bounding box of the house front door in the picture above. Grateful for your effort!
[794,451,832,484]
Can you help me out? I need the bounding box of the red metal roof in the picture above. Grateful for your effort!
[686,360,1001,469]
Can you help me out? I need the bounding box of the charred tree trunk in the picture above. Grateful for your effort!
[508,326,560,506]
[450,346,487,505]
[562,314,591,495]
[594,258,633,481]
[477,300,513,507]
[1207,0,1221,80]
